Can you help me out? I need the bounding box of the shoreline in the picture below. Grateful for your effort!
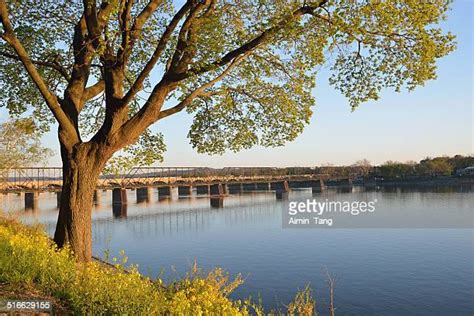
[360,176,474,188]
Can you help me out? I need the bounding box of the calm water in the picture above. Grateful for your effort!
[2,186,473,315]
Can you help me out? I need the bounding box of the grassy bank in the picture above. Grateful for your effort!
[0,217,316,315]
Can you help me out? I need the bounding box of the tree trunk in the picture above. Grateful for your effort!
[53,141,105,262]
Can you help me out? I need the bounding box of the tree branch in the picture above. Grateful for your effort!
[63,14,95,116]
[132,0,163,32]
[82,0,100,47]
[64,1,117,116]
[118,0,164,64]
[159,52,249,119]
[186,0,328,78]
[0,0,79,145]
[117,0,134,63]
[121,1,193,105]
[97,0,116,28]
[128,0,163,45]
[97,0,328,150]
[0,50,70,80]
[83,80,105,101]
[112,1,328,148]
[167,0,210,74]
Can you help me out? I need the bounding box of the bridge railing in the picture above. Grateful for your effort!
[0,167,63,192]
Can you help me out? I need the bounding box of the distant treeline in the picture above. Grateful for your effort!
[181,155,473,179]
[373,155,474,180]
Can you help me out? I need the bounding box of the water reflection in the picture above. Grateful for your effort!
[1,185,473,315]
[112,203,128,219]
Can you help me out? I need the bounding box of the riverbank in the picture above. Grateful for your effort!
[0,216,316,315]
[363,176,474,187]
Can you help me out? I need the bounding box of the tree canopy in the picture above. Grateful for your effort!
[1,0,457,262]
[0,118,53,169]
[1,0,456,165]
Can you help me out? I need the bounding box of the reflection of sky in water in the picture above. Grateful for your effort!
[2,187,473,315]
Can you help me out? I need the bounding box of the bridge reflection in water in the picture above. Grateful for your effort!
[14,191,283,244]
[94,195,281,244]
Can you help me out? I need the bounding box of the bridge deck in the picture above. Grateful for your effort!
[0,167,354,193]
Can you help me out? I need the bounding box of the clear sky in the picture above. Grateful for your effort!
[11,0,474,167]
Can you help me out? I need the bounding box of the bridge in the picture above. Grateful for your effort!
[0,167,355,210]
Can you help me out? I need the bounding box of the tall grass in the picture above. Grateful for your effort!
[0,216,319,315]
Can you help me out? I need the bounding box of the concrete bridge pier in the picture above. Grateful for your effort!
[25,192,39,210]
[93,190,101,205]
[196,184,210,195]
[270,180,289,191]
[210,197,224,208]
[136,187,151,203]
[271,181,289,200]
[223,184,229,194]
[158,186,172,199]
[113,203,128,218]
[209,184,225,208]
[210,183,225,196]
[112,188,128,205]
[311,179,325,194]
[275,191,289,200]
[337,178,353,193]
[178,185,192,197]
[338,187,353,193]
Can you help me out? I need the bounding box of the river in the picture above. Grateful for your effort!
[2,185,473,315]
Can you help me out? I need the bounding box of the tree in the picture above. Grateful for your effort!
[448,155,474,171]
[418,156,453,176]
[0,0,455,261]
[351,159,372,176]
[0,118,53,169]
[378,160,416,179]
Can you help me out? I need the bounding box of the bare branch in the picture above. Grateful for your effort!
[325,268,336,316]
[83,80,105,101]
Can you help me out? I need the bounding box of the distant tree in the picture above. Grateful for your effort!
[351,159,372,176]
[0,118,52,169]
[418,157,453,176]
[0,0,455,261]
[448,155,474,171]
[378,161,415,179]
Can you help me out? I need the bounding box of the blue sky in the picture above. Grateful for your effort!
[11,0,474,167]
